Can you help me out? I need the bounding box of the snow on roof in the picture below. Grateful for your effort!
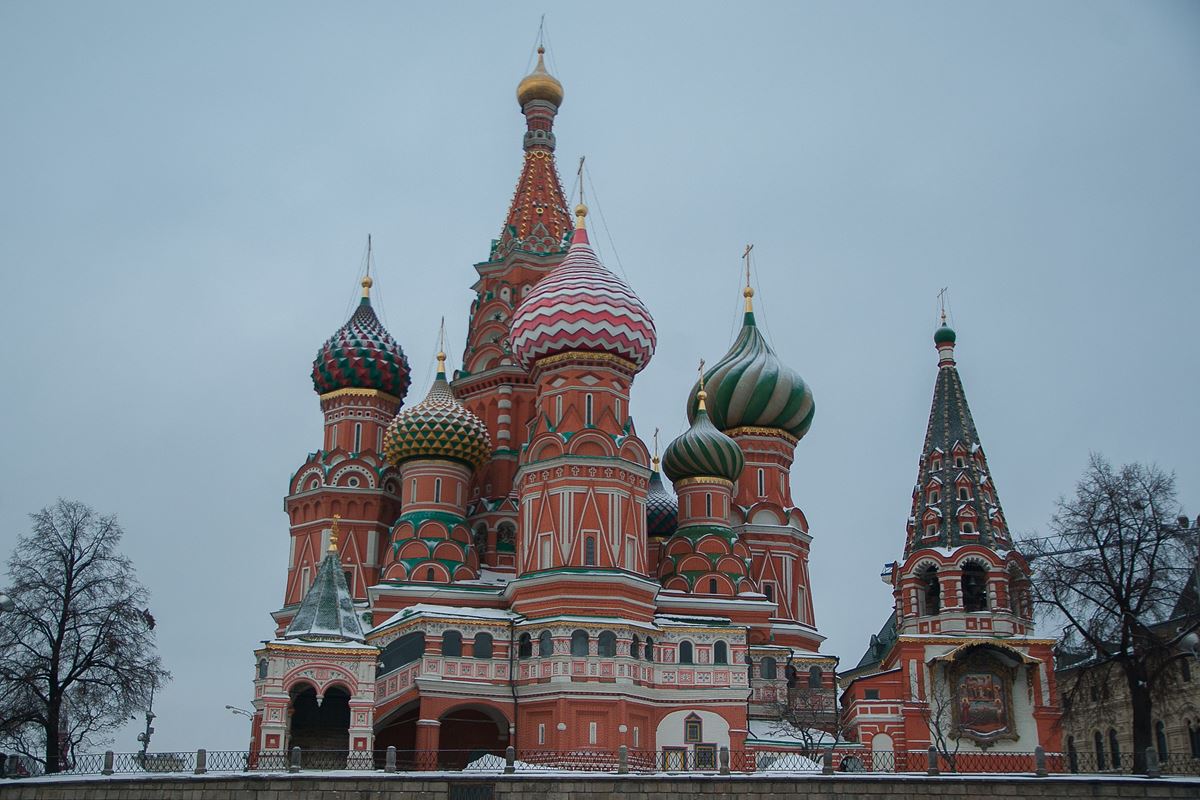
[267,638,377,651]
[371,603,516,633]
[654,613,734,627]
[454,568,514,587]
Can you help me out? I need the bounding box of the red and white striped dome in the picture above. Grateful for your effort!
[509,217,656,373]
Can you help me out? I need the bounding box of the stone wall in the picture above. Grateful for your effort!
[2,774,1199,800]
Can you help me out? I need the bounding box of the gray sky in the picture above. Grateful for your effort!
[1,1,1197,752]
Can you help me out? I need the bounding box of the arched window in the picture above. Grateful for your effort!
[380,631,425,673]
[585,394,593,425]
[473,632,493,659]
[809,665,823,688]
[1189,719,1200,758]
[708,577,718,594]
[962,562,988,612]
[644,637,654,662]
[679,641,694,664]
[958,487,968,501]
[584,537,596,566]
[757,469,765,497]
[760,657,778,679]
[538,630,553,657]
[630,635,641,660]
[441,630,462,657]
[705,493,713,517]
[518,633,532,659]
[1155,721,1168,761]
[955,456,966,468]
[571,629,589,657]
[714,641,728,665]
[257,658,268,680]
[425,566,436,582]
[919,564,941,615]
[434,478,442,504]
[1094,731,1106,770]
[928,490,940,505]
[598,631,617,657]
[353,422,362,453]
[1108,729,1121,769]
[745,653,754,679]
[1183,659,1192,682]
[961,522,976,534]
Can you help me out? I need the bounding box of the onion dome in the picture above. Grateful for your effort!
[663,387,744,484]
[509,205,656,373]
[646,456,678,537]
[934,323,956,345]
[312,276,411,400]
[383,353,491,471]
[688,285,814,441]
[517,46,564,108]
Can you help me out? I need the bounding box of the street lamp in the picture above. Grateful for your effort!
[225,705,254,719]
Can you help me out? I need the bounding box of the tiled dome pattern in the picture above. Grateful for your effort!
[384,371,491,471]
[312,298,411,400]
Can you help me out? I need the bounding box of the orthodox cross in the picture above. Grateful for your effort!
[937,287,949,324]
[742,243,754,287]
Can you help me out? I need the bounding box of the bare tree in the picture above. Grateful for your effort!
[918,665,962,772]
[0,500,169,772]
[768,685,842,758]
[1024,455,1194,774]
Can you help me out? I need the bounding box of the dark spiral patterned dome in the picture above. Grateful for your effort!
[689,308,813,441]
[312,290,411,400]
[384,364,491,471]
[663,398,745,484]
[646,466,678,537]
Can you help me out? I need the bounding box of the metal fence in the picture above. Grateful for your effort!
[8,746,1199,778]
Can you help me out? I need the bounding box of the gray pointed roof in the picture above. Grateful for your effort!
[904,330,1011,557]
[283,549,365,643]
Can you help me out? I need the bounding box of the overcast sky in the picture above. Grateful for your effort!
[1,1,1197,753]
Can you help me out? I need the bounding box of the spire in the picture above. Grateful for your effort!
[696,359,708,412]
[284,521,365,643]
[742,243,755,318]
[495,47,571,257]
[361,235,374,300]
[906,321,1009,555]
[436,317,447,378]
[652,427,661,472]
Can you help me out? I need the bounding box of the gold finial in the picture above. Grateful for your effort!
[742,243,755,312]
[516,39,563,107]
[574,156,588,229]
[436,317,447,373]
[696,359,708,412]
[328,514,341,553]
[362,235,374,298]
[652,427,661,470]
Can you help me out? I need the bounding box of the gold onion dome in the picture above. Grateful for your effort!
[517,46,563,107]
[383,355,491,471]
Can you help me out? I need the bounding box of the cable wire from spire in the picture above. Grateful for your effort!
[582,162,630,281]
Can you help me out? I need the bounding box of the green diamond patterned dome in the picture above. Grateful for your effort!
[663,397,745,484]
[312,285,411,400]
[688,308,814,441]
[383,361,491,471]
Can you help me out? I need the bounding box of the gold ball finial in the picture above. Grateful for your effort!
[361,275,373,298]
[574,203,588,229]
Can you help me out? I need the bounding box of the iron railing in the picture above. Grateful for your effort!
[10,747,1200,777]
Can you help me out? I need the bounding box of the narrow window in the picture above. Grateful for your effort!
[354,423,362,453]
[571,629,589,657]
[441,630,462,657]
[376,428,383,453]
[555,395,563,424]
[585,394,593,425]
[760,657,778,679]
[614,397,622,422]
[962,562,988,612]
[714,641,728,665]
[598,631,616,657]
[809,666,822,688]
[630,635,641,659]
[633,727,640,748]
[588,721,597,745]
[1094,731,1106,770]
[955,456,966,468]
[330,425,338,449]
[584,536,596,566]
[929,491,939,504]
[518,633,532,659]
[958,487,968,501]
[708,577,718,594]
[540,537,552,567]
[1182,660,1192,682]
[763,582,775,604]
[410,479,417,503]
[343,568,355,595]
[539,630,553,657]
[1109,729,1121,768]
[679,641,694,664]
[644,637,654,662]
[425,566,435,581]
[757,469,765,497]
[931,457,940,471]
[473,632,493,659]
[961,522,976,534]
[684,714,702,743]
[434,478,442,504]
[925,524,938,537]
[301,567,311,595]
[1155,721,1168,761]
[705,493,713,517]
[625,537,634,569]
[538,723,546,745]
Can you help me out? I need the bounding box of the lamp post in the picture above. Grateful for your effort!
[225,705,254,719]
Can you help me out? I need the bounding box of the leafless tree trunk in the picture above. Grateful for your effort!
[0,500,169,772]
[1025,455,1193,775]
[919,666,961,772]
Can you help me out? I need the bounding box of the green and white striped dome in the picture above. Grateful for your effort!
[688,308,814,441]
[663,394,745,484]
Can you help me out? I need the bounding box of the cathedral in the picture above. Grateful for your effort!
[246,47,1059,768]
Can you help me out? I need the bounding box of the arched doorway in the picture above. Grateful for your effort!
[374,702,419,768]
[288,683,351,762]
[438,705,510,769]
